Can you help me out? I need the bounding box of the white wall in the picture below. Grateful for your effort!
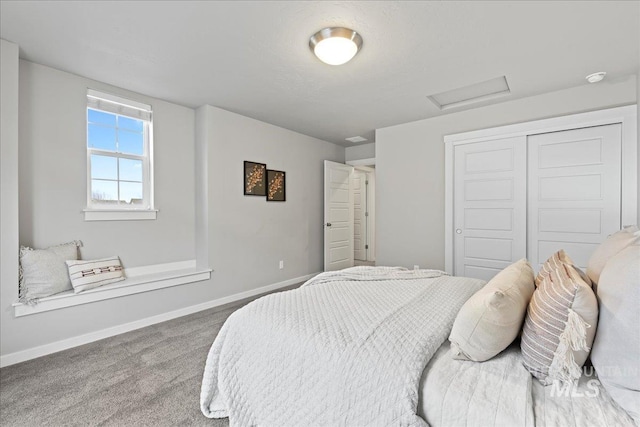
[1,60,203,358]
[2,59,346,360]
[197,105,344,295]
[345,142,375,162]
[18,60,196,267]
[1,40,21,358]
[1,67,344,359]
[376,76,637,270]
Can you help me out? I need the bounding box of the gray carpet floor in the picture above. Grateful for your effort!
[0,284,300,426]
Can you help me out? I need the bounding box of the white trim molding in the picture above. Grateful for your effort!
[346,157,376,167]
[444,105,638,274]
[2,271,317,368]
[13,260,211,317]
[83,209,158,221]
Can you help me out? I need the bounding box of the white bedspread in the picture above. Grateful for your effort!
[200,267,485,426]
[420,341,534,427]
[419,341,637,427]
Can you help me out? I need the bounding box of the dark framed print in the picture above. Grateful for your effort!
[244,161,266,196]
[266,169,286,202]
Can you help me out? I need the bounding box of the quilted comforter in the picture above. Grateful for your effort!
[200,267,485,426]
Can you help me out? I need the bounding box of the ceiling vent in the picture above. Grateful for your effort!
[427,76,511,111]
[345,136,368,143]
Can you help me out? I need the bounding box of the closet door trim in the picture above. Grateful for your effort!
[444,105,637,275]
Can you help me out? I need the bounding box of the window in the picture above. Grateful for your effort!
[86,90,154,219]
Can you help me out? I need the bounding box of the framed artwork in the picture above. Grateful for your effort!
[266,169,286,202]
[244,161,266,196]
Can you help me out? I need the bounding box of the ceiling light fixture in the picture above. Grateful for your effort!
[309,27,363,66]
[586,72,606,83]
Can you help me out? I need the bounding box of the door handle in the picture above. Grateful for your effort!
[326,223,332,227]
[456,229,462,234]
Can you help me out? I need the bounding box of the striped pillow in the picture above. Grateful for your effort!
[66,256,125,293]
[535,249,591,288]
[521,252,598,385]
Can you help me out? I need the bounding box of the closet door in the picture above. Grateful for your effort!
[527,124,622,271]
[454,136,527,280]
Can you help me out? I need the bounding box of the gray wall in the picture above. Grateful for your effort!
[198,105,344,295]
[1,40,21,356]
[376,76,637,270]
[18,60,196,267]
[1,61,344,358]
[1,61,200,357]
[345,143,375,162]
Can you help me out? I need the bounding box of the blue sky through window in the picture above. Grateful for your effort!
[88,108,146,204]
[119,158,142,181]
[91,155,117,180]
[88,109,144,154]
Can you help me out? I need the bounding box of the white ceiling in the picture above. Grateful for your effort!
[1,1,639,146]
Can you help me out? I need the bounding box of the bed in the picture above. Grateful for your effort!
[200,265,637,426]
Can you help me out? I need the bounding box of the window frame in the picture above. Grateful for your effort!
[84,89,155,220]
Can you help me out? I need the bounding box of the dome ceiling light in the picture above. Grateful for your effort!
[309,27,363,66]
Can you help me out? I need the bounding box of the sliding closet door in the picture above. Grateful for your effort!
[453,136,527,280]
[527,124,622,271]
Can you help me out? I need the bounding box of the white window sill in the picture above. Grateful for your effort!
[83,209,158,221]
[13,260,212,317]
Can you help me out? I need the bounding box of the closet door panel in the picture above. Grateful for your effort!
[527,124,622,272]
[453,136,527,280]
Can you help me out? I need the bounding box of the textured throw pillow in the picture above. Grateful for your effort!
[590,244,640,423]
[19,241,80,302]
[521,253,598,385]
[535,249,591,288]
[66,256,125,293]
[587,225,640,284]
[449,259,535,362]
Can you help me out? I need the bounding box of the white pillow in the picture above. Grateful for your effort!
[19,241,80,302]
[66,256,125,293]
[590,244,640,423]
[449,259,535,362]
[587,225,640,284]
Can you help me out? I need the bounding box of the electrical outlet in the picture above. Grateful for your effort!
[279,260,284,269]
[414,265,419,270]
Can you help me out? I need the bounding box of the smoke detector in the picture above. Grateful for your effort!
[586,72,606,83]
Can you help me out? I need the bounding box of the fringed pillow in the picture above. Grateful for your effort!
[521,251,598,385]
[19,241,81,303]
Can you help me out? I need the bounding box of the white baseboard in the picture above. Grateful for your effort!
[0,272,318,368]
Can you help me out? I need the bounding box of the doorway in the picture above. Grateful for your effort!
[323,160,376,271]
[352,166,375,264]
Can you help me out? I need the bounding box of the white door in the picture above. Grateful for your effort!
[353,170,367,261]
[527,124,622,271]
[324,161,354,271]
[454,136,527,281]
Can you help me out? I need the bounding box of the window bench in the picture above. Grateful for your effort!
[13,260,212,317]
